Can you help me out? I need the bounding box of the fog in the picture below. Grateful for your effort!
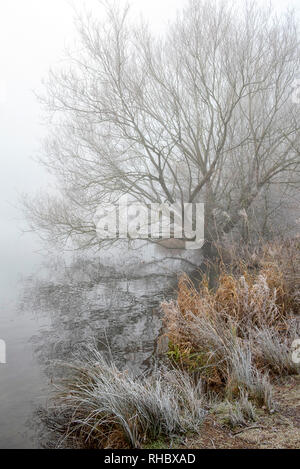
[0,0,192,292]
[0,0,299,291]
[0,0,299,449]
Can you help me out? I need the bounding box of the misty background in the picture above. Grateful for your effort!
[0,0,194,448]
[0,0,299,293]
[0,0,191,293]
[0,0,299,449]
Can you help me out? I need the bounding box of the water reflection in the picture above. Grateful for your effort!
[0,292,48,449]
[20,259,178,378]
[16,245,203,446]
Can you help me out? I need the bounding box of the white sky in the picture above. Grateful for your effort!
[0,0,190,216]
[0,0,299,286]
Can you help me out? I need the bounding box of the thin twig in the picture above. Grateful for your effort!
[233,425,265,436]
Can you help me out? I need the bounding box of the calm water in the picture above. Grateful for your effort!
[0,286,48,448]
[0,255,182,448]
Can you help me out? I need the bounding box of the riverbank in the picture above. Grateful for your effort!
[39,239,300,449]
[170,375,300,449]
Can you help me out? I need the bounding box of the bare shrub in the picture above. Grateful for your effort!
[163,298,275,409]
[216,238,300,316]
[261,239,300,314]
[162,240,300,410]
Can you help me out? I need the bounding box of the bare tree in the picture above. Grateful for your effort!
[24,0,300,252]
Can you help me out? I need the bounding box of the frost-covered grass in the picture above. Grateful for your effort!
[162,240,300,415]
[44,346,206,449]
[43,240,299,448]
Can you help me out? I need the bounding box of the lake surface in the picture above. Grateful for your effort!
[0,285,48,448]
[0,256,181,448]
